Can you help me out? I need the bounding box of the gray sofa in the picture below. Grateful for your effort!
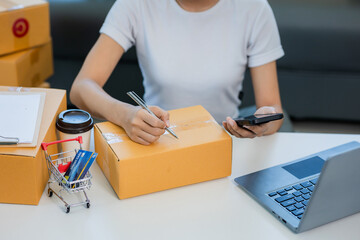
[48,0,360,122]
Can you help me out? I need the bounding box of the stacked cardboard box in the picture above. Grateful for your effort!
[0,0,52,88]
[0,86,67,205]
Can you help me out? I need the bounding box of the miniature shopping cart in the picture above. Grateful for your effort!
[41,136,92,213]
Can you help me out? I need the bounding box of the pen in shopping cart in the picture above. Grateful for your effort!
[127,91,179,139]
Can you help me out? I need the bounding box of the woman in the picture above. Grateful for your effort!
[70,0,284,145]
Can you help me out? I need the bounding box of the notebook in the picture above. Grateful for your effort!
[234,141,360,233]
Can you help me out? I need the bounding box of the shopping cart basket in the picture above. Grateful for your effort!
[41,136,92,213]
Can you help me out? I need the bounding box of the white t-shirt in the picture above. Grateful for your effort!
[100,0,284,123]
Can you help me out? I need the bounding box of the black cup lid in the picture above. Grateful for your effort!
[56,109,94,134]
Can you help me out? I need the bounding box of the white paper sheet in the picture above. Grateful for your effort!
[0,93,44,144]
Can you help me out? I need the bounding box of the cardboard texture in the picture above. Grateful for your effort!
[35,81,50,88]
[0,86,66,205]
[0,0,50,56]
[95,105,232,199]
[0,41,53,87]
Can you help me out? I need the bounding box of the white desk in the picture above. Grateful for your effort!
[2,132,360,240]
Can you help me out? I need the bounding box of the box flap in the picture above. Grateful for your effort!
[0,86,66,157]
[0,0,46,12]
[0,49,27,63]
[96,105,231,159]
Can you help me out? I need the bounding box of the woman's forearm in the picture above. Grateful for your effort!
[70,78,133,127]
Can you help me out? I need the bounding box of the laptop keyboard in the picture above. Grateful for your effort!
[268,178,318,220]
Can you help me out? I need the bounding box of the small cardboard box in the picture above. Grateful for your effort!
[35,81,50,88]
[0,0,50,56]
[0,86,66,205]
[0,41,53,87]
[94,105,232,199]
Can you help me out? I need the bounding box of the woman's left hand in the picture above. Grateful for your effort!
[222,106,282,138]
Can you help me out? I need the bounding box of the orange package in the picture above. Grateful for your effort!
[0,0,50,56]
[0,41,53,87]
[0,86,66,205]
[94,105,232,199]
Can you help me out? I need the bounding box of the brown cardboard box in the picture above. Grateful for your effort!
[0,86,66,205]
[0,0,50,56]
[0,41,53,87]
[94,105,232,199]
[35,81,50,88]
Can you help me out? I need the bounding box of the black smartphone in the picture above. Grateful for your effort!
[234,113,284,126]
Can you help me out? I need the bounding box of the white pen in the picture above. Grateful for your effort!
[127,91,179,139]
[0,135,19,145]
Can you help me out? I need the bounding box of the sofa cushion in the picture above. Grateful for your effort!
[49,0,137,62]
[270,0,360,72]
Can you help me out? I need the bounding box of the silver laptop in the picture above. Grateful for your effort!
[234,141,360,233]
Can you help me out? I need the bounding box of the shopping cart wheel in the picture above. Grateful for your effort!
[86,202,90,208]
[66,206,70,213]
[48,189,53,197]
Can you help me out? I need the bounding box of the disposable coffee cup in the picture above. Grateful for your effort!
[56,109,94,154]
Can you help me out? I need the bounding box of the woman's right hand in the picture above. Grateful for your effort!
[121,105,170,145]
